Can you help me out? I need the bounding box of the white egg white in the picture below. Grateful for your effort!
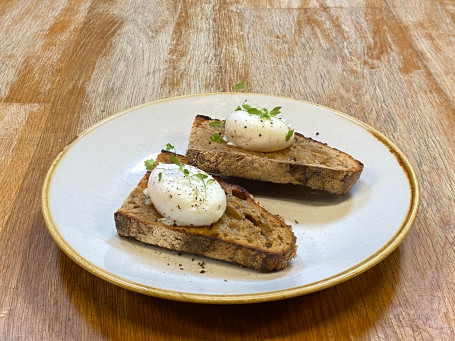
[146,163,226,226]
[224,109,294,152]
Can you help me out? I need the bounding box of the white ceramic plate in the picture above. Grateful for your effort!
[42,93,419,304]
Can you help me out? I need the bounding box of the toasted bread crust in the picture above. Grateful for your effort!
[114,152,297,272]
[186,115,364,195]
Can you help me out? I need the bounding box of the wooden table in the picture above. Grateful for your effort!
[1,0,454,339]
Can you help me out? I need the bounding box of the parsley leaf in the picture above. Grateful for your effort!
[151,143,218,198]
[210,132,224,143]
[238,101,272,119]
[269,106,282,116]
[236,101,294,142]
[286,129,294,141]
[209,120,225,143]
[170,153,181,166]
[241,103,252,111]
[209,120,225,128]
[195,173,208,180]
[247,107,263,116]
[235,81,245,90]
[144,158,155,170]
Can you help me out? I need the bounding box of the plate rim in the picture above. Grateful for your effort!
[41,92,420,304]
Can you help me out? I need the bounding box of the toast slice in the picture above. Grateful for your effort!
[186,115,364,195]
[114,152,297,272]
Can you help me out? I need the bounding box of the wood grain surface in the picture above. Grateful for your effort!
[1,0,454,340]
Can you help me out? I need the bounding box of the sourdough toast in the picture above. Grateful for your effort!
[114,152,297,272]
[186,115,364,195]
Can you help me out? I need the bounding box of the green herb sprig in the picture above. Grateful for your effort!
[236,101,294,141]
[209,120,225,128]
[193,173,216,199]
[144,158,155,170]
[235,100,282,120]
[144,143,215,198]
[285,128,294,142]
[164,143,188,180]
[209,120,226,143]
[235,81,245,90]
[210,132,224,143]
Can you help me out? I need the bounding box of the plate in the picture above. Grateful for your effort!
[42,93,419,304]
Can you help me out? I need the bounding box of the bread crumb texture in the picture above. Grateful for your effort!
[115,153,297,272]
[186,115,363,195]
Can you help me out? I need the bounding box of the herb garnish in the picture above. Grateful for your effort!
[209,120,225,128]
[235,81,245,90]
[144,143,215,198]
[210,132,224,143]
[207,101,294,143]
[235,100,294,141]
[209,120,226,143]
[235,101,282,120]
[285,128,295,142]
[144,158,155,170]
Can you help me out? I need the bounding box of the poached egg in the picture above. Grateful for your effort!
[145,163,226,226]
[224,108,294,152]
